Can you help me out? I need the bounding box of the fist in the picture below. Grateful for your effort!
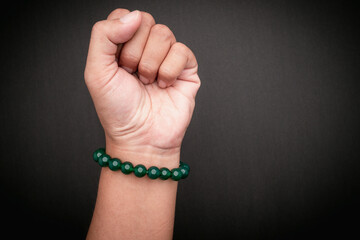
[84,9,200,161]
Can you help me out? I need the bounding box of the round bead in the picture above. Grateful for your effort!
[180,167,189,179]
[134,164,147,178]
[93,148,105,162]
[159,168,171,180]
[98,154,110,167]
[121,162,134,174]
[171,168,183,181]
[180,161,190,171]
[147,166,160,179]
[109,158,121,171]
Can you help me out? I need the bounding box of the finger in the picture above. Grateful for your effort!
[138,24,176,84]
[106,8,131,61]
[157,42,190,88]
[85,10,141,84]
[168,43,201,99]
[118,12,156,74]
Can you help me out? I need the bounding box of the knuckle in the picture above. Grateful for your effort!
[138,61,156,76]
[151,24,174,40]
[141,12,155,26]
[171,42,191,58]
[172,42,198,65]
[172,42,188,53]
[91,20,105,35]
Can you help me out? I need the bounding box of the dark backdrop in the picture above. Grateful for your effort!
[1,0,359,239]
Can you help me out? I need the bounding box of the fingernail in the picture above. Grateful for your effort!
[122,66,133,73]
[120,10,140,23]
[158,80,167,88]
[139,75,149,84]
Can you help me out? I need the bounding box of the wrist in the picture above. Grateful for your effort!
[105,137,181,170]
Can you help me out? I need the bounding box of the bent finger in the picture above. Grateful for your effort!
[85,10,141,83]
[137,24,176,84]
[157,42,189,88]
[163,42,201,98]
[119,11,156,74]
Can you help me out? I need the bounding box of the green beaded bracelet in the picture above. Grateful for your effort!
[92,148,190,181]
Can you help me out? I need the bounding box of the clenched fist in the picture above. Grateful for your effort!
[84,9,200,165]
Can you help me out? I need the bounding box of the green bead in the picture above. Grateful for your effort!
[121,162,134,174]
[93,148,105,162]
[147,166,160,179]
[180,161,190,171]
[98,154,110,167]
[171,168,183,181]
[109,158,121,171]
[159,168,171,180]
[134,164,147,177]
[180,167,189,179]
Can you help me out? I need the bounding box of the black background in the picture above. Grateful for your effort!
[1,0,359,239]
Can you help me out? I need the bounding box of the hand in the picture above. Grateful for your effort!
[84,9,200,163]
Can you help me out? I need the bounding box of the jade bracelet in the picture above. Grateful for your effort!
[92,148,190,181]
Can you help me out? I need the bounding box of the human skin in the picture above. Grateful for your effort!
[84,9,200,239]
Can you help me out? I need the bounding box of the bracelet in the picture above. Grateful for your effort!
[92,148,190,181]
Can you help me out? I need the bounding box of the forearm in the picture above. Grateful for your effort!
[86,142,180,240]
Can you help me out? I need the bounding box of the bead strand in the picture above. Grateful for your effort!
[92,148,190,181]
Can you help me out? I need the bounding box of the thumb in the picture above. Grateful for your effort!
[85,10,141,84]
